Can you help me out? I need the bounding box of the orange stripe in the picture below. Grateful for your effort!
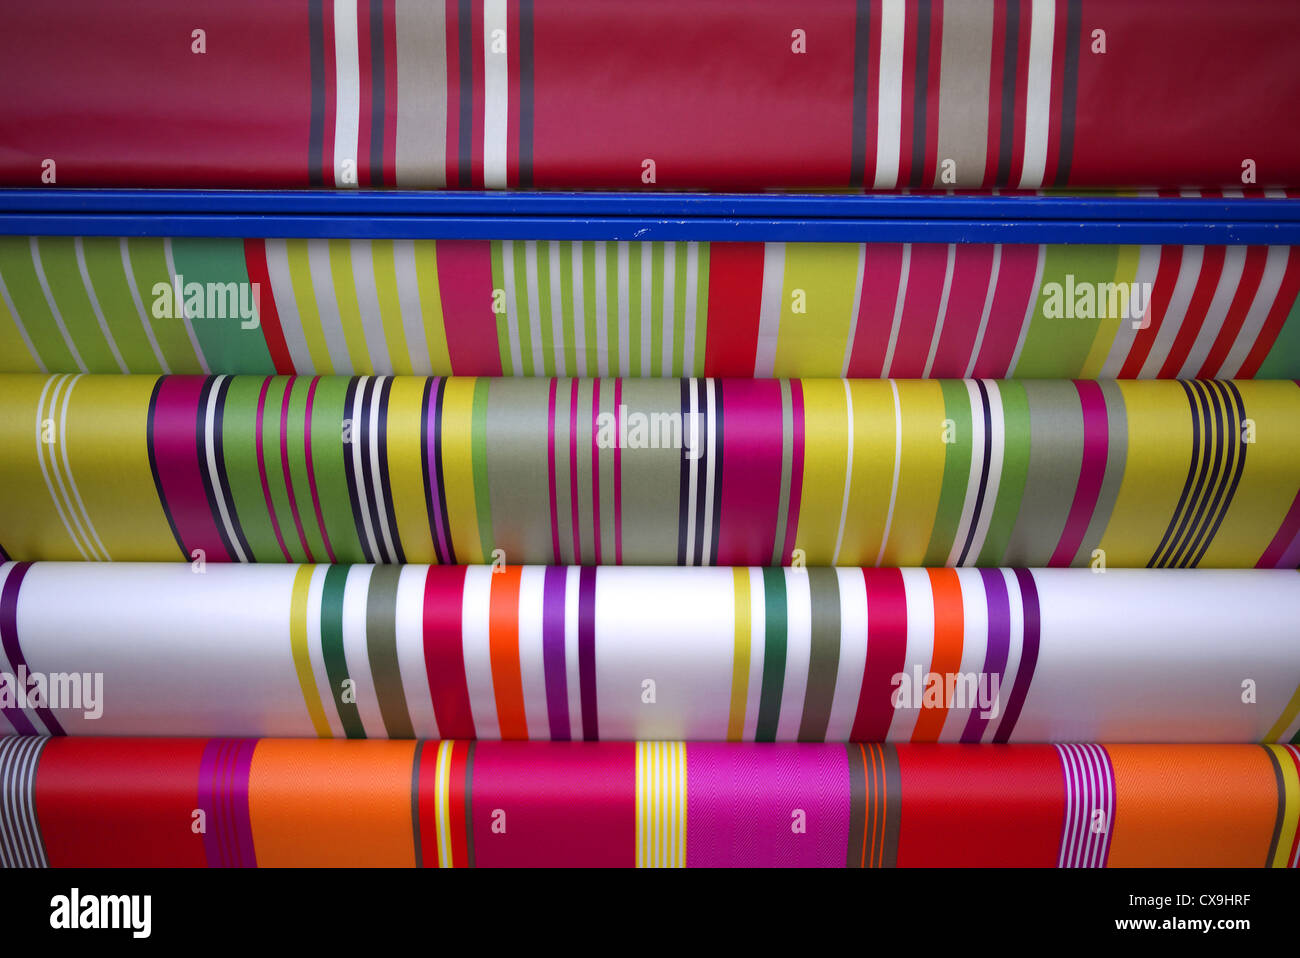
[488,566,529,739]
[911,569,964,742]
[876,744,888,869]
[1106,745,1278,867]
[861,743,872,869]
[247,739,417,867]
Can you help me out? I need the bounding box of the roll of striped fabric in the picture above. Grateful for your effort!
[2,237,1298,379]
[2,738,1296,867]
[1,375,1297,568]
[2,1,1298,190]
[2,562,1297,742]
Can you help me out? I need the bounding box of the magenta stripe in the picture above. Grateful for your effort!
[845,244,905,376]
[151,377,232,561]
[424,377,451,561]
[568,379,582,563]
[686,743,849,867]
[303,377,337,563]
[546,378,561,563]
[970,244,1041,377]
[278,378,314,561]
[1049,381,1109,567]
[254,377,292,561]
[1257,486,1300,568]
[716,380,786,565]
[887,244,949,376]
[780,381,805,563]
[436,241,503,375]
[0,562,43,735]
[929,244,998,377]
[613,378,623,565]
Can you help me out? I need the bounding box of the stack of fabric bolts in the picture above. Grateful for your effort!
[0,0,1298,870]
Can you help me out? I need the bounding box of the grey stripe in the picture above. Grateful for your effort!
[1003,381,1084,565]
[395,0,447,187]
[0,736,49,868]
[1072,380,1128,567]
[934,0,993,187]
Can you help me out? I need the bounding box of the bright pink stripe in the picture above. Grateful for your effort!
[151,377,232,561]
[303,378,337,563]
[928,244,997,377]
[887,244,950,376]
[716,380,785,565]
[969,243,1040,378]
[590,379,603,565]
[1257,485,1300,569]
[254,377,293,562]
[568,379,582,563]
[278,378,314,560]
[613,378,623,565]
[436,241,503,375]
[1048,381,1109,567]
[780,381,805,564]
[851,568,908,741]
[846,244,905,376]
[687,743,849,867]
[546,378,561,563]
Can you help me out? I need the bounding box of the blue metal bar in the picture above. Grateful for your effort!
[1,190,1297,244]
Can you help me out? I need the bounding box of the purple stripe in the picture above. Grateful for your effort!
[0,563,61,735]
[578,566,598,741]
[541,566,570,741]
[198,738,227,867]
[1096,745,1116,867]
[1049,380,1109,566]
[1257,486,1300,568]
[993,568,1040,743]
[199,738,259,868]
[961,567,1010,742]
[425,377,451,562]
[546,378,561,563]
[231,738,258,867]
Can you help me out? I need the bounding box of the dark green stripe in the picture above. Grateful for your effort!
[755,567,788,742]
[923,379,974,565]
[321,564,366,738]
[976,381,1031,565]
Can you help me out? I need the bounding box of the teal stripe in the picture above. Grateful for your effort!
[321,565,366,739]
[755,567,788,742]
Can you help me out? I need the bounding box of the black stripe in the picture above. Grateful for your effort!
[341,377,376,563]
[358,377,390,561]
[1173,380,1229,567]
[996,0,1019,186]
[193,377,237,561]
[433,378,456,564]
[676,378,691,565]
[519,0,535,187]
[691,380,708,566]
[849,0,872,187]
[411,740,425,868]
[308,0,325,186]
[846,744,866,868]
[955,380,995,566]
[458,0,473,188]
[709,380,725,566]
[1054,0,1082,186]
[213,376,253,561]
[376,376,405,563]
[1262,745,1287,867]
[420,379,442,564]
[1149,381,1203,568]
[1188,381,1250,567]
[909,0,931,188]
[145,378,188,559]
[1170,380,1225,568]
[369,0,385,186]
[464,741,477,868]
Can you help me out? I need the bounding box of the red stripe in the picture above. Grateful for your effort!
[1238,251,1300,378]
[862,0,883,187]
[702,243,764,376]
[984,0,1008,187]
[1008,0,1032,188]
[590,378,603,565]
[1197,246,1268,378]
[715,380,786,565]
[1255,483,1300,569]
[851,568,908,741]
[323,2,337,183]
[1118,246,1180,377]
[243,239,295,374]
[36,738,208,866]
[921,0,944,187]
[415,743,441,866]
[546,378,561,562]
[356,0,374,185]
[422,566,476,739]
[1157,245,1225,377]
[436,241,504,374]
[152,377,234,561]
[846,244,905,376]
[447,741,471,867]
[382,0,399,186]
[897,0,917,185]
[1040,0,1069,185]
[506,0,521,186]
[470,5,486,188]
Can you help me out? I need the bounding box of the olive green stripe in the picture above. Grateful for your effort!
[797,568,841,742]
[366,565,416,738]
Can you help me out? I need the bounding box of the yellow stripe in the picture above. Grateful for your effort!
[1265,682,1300,744]
[1267,745,1299,867]
[879,379,946,565]
[792,379,852,564]
[1097,380,1194,567]
[1200,380,1300,566]
[371,241,413,375]
[439,376,485,563]
[384,377,436,562]
[0,278,42,372]
[727,568,752,741]
[1078,245,1141,378]
[836,381,899,564]
[289,565,332,737]
[418,242,453,375]
[284,239,334,374]
[772,243,861,376]
[329,239,373,371]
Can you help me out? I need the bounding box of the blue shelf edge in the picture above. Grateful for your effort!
[1,191,1298,244]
